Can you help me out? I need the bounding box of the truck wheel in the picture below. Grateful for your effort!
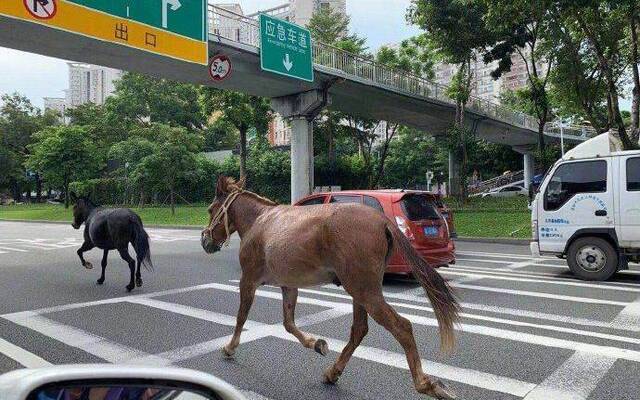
[567,237,618,281]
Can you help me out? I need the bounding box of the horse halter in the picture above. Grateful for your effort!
[204,189,243,247]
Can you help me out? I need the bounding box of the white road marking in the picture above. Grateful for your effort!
[0,246,28,252]
[223,283,640,363]
[443,268,640,293]
[126,293,537,397]
[610,297,640,332]
[295,287,640,345]
[3,314,168,365]
[453,283,629,306]
[272,330,537,397]
[523,351,616,400]
[0,337,52,368]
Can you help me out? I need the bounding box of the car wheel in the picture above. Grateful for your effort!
[567,237,618,281]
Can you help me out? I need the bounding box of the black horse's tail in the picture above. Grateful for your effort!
[132,221,153,272]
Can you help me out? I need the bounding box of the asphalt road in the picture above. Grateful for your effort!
[1,220,640,400]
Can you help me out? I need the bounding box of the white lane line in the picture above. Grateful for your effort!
[128,292,537,397]
[443,268,640,293]
[293,288,640,346]
[456,257,569,269]
[0,246,28,252]
[223,283,640,363]
[273,330,537,397]
[320,283,640,332]
[523,351,616,400]
[2,314,168,365]
[610,297,640,332]
[452,283,628,306]
[458,265,640,288]
[0,337,52,368]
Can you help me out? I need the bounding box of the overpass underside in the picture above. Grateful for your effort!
[0,14,575,150]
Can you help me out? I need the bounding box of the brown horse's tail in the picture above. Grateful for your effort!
[386,223,460,352]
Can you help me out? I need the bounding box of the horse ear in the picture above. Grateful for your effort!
[216,175,228,197]
[237,176,246,189]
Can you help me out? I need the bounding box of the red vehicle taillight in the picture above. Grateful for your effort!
[395,216,415,240]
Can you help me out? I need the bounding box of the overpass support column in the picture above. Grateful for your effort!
[523,153,535,191]
[271,90,330,204]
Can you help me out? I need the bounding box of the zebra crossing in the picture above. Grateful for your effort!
[0,229,200,255]
[1,226,639,399]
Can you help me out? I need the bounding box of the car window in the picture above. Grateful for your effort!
[330,195,362,204]
[400,194,440,221]
[299,196,326,206]
[363,196,384,213]
[627,157,640,191]
[544,160,607,211]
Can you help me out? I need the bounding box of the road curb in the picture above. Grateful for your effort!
[455,237,530,246]
[0,219,204,231]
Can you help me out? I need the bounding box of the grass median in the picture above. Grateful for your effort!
[0,197,532,239]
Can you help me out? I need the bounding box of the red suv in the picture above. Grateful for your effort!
[295,190,456,274]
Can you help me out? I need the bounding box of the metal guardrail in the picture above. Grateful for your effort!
[208,5,597,138]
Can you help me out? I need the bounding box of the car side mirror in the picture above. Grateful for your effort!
[0,365,245,400]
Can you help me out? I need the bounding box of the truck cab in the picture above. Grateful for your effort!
[530,133,640,281]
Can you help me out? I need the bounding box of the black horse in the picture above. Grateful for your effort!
[71,194,153,292]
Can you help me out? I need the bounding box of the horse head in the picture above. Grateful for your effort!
[70,193,96,230]
[201,175,246,254]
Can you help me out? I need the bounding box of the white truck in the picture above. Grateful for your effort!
[530,132,640,281]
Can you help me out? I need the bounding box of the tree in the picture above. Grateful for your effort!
[108,136,157,206]
[482,0,555,156]
[200,89,271,180]
[0,93,59,201]
[377,34,436,79]
[26,125,102,208]
[307,5,350,44]
[106,72,206,131]
[408,0,493,198]
[133,124,203,215]
[556,0,636,149]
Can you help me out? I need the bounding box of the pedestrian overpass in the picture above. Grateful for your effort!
[0,3,595,201]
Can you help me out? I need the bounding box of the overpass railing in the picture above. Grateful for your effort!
[208,5,597,139]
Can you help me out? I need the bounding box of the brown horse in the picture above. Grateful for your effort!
[201,177,460,399]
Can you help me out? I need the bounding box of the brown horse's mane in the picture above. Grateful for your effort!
[224,177,279,206]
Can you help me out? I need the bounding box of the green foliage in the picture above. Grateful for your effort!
[376,35,436,79]
[26,125,103,206]
[106,72,206,130]
[307,5,350,44]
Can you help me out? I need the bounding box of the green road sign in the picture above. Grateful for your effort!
[259,14,314,82]
[66,0,206,41]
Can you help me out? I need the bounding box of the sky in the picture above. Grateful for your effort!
[0,0,419,109]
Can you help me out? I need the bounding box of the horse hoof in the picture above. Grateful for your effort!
[136,278,143,287]
[96,278,104,285]
[126,284,135,292]
[221,345,235,358]
[322,366,341,385]
[314,339,329,356]
[418,380,456,400]
[83,262,93,270]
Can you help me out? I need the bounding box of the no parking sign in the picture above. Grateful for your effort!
[208,55,232,82]
[24,0,57,20]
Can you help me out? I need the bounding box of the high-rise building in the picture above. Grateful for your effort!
[246,0,346,27]
[66,63,122,107]
[433,51,542,104]
[43,97,67,122]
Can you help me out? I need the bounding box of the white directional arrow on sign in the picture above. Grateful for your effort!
[283,54,293,71]
[161,0,182,29]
